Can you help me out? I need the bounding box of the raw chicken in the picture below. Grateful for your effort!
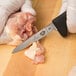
[24,41,45,64]
[5,12,36,45]
[0,12,45,64]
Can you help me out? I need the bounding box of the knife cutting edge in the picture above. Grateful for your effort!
[12,11,68,54]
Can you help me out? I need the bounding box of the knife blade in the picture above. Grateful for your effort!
[12,11,67,54]
[12,23,56,53]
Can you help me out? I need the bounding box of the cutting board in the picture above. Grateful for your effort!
[1,0,76,76]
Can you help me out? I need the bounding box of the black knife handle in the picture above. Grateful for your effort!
[52,12,68,37]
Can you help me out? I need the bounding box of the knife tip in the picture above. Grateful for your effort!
[12,50,16,54]
[12,48,18,54]
[12,51,15,54]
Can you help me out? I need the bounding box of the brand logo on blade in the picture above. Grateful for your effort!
[40,31,45,36]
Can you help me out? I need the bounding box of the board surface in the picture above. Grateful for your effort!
[0,0,76,76]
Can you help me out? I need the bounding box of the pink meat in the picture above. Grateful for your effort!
[34,55,45,64]
[5,12,45,64]
[6,12,36,41]
[24,41,45,64]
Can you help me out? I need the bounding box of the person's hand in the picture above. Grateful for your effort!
[0,0,24,35]
[60,0,76,33]
[0,0,36,35]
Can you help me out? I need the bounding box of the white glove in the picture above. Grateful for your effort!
[67,0,76,33]
[60,0,76,33]
[59,0,67,14]
[0,0,24,34]
[21,0,36,15]
[0,0,36,35]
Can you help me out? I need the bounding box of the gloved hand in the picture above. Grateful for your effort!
[60,0,76,33]
[0,0,36,35]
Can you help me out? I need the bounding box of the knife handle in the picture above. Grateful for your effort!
[52,11,68,37]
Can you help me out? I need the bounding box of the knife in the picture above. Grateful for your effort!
[12,11,68,54]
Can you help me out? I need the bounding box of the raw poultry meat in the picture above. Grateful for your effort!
[0,12,45,64]
[5,12,36,45]
[25,41,45,64]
